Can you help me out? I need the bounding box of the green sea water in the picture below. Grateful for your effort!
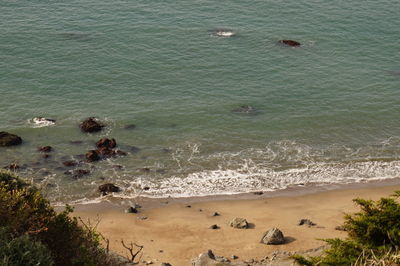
[1,0,400,203]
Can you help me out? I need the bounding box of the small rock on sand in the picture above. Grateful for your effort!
[229,217,249,229]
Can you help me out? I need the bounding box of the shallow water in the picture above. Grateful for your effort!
[1,0,400,203]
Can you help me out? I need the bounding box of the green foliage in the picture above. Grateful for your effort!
[293,191,400,266]
[0,170,118,266]
[0,227,54,266]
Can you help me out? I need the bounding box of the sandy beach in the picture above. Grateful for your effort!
[71,181,400,265]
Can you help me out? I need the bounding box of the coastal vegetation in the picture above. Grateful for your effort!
[293,191,400,265]
[0,170,120,266]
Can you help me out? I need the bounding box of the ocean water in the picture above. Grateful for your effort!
[1,0,400,203]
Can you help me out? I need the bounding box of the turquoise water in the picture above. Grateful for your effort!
[1,0,400,203]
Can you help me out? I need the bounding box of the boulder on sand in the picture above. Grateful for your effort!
[260,227,285,245]
[0,132,22,147]
[79,117,104,133]
[229,218,249,229]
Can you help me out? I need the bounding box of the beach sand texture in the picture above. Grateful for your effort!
[72,183,400,265]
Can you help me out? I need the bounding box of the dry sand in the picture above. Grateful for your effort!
[71,182,400,265]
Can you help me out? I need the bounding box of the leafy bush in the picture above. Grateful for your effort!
[0,227,54,266]
[293,191,400,265]
[0,170,119,266]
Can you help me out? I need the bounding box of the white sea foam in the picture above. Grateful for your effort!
[29,117,56,128]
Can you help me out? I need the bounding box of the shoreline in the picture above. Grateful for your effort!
[68,179,400,265]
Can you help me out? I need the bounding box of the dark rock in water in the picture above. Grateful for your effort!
[143,186,150,191]
[71,169,90,179]
[232,105,255,114]
[3,163,20,171]
[0,132,22,147]
[279,40,301,47]
[124,124,137,130]
[209,224,220,230]
[260,227,285,245]
[298,219,316,227]
[42,154,51,159]
[253,191,263,195]
[63,160,78,167]
[74,154,85,160]
[112,164,123,169]
[96,147,114,157]
[32,117,56,126]
[126,206,139,213]
[86,150,100,162]
[38,146,52,153]
[229,218,249,229]
[96,138,116,149]
[79,117,104,133]
[98,183,120,194]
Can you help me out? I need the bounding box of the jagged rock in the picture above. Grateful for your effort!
[96,138,116,149]
[99,183,120,194]
[279,40,301,47]
[298,219,316,227]
[0,132,22,146]
[260,227,285,245]
[63,160,78,167]
[86,150,100,162]
[229,218,249,229]
[79,117,104,133]
[192,250,232,266]
[38,146,52,153]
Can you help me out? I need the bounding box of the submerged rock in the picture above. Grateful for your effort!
[98,183,120,194]
[80,117,104,133]
[38,146,52,153]
[63,160,78,167]
[71,169,90,179]
[3,163,20,171]
[232,105,255,114]
[229,218,249,229]
[32,117,56,127]
[96,138,116,149]
[260,227,285,245]
[0,132,22,147]
[279,39,301,47]
[124,124,137,130]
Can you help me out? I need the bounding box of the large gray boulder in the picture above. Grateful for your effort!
[260,227,285,245]
[0,132,22,146]
[229,218,249,229]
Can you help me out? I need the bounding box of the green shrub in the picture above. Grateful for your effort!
[0,171,118,266]
[293,191,400,265]
[0,227,54,266]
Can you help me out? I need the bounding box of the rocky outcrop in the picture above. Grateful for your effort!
[79,117,104,133]
[96,138,116,149]
[279,40,301,47]
[0,132,22,146]
[98,183,120,194]
[229,218,249,229]
[260,227,285,245]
